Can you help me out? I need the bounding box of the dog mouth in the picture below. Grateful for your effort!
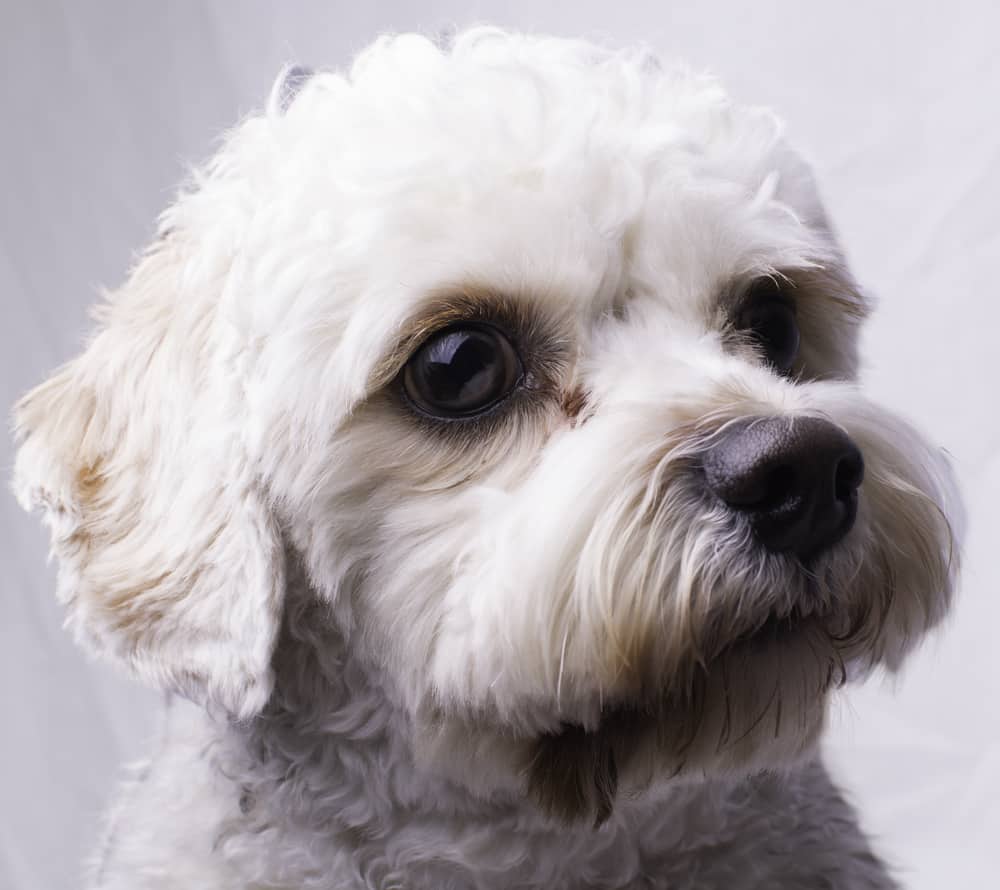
[691,595,833,679]
[725,602,823,658]
[524,603,839,827]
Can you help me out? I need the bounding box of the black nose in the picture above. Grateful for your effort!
[702,416,864,559]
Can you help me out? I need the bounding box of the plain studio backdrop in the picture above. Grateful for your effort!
[1,2,996,888]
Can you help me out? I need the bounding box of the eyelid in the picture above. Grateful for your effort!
[741,276,796,309]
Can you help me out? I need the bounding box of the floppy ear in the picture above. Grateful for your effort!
[12,235,284,720]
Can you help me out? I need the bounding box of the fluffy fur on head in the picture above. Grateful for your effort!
[14,27,960,889]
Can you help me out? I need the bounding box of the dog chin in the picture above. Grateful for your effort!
[531,614,843,822]
[414,609,843,827]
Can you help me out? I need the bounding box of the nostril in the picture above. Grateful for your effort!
[833,448,864,503]
[759,463,797,511]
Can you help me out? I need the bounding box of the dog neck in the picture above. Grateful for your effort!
[200,563,749,887]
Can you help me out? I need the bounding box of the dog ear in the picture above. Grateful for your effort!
[13,235,284,720]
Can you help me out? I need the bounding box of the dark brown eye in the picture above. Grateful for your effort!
[402,324,523,418]
[736,280,800,374]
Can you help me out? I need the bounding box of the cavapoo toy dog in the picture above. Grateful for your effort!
[14,27,960,890]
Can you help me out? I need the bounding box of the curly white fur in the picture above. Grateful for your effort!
[13,28,960,889]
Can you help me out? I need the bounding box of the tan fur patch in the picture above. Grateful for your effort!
[561,385,588,423]
[75,461,105,506]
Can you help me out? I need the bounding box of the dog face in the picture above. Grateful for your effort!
[14,30,960,822]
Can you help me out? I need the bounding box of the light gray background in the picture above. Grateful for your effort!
[1,2,996,888]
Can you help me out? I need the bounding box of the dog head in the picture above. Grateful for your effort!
[14,30,960,823]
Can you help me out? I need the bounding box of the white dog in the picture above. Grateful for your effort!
[14,28,960,889]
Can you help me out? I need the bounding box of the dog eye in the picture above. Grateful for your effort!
[735,280,800,374]
[402,325,523,418]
